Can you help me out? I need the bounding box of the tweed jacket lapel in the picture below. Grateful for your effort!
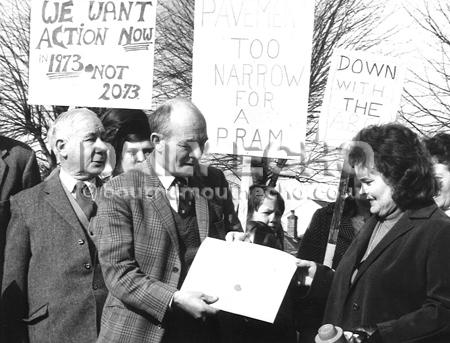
[189,166,210,242]
[43,169,85,234]
[143,156,180,254]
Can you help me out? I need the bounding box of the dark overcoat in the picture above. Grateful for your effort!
[311,203,450,343]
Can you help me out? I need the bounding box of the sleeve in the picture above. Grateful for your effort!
[376,223,450,343]
[94,184,177,324]
[21,151,41,190]
[296,207,329,264]
[1,196,31,343]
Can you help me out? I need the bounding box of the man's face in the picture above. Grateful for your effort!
[61,116,107,179]
[250,196,283,229]
[154,107,207,177]
[433,161,450,211]
[120,140,152,173]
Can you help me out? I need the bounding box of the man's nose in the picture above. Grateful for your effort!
[189,142,203,160]
[136,150,146,162]
[94,137,108,152]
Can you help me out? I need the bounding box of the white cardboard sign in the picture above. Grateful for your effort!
[192,0,315,159]
[29,0,157,109]
[319,49,406,146]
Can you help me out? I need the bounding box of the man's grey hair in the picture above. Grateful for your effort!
[48,108,98,155]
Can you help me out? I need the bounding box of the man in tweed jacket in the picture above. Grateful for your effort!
[94,98,242,343]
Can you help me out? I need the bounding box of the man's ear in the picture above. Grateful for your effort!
[55,139,67,158]
[151,133,164,152]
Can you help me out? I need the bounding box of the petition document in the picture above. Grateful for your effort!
[181,238,298,323]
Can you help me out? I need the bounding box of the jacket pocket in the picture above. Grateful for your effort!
[22,303,49,324]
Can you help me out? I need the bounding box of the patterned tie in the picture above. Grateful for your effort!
[75,181,96,220]
[174,177,194,217]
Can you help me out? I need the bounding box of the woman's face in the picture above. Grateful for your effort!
[119,140,152,173]
[432,161,450,211]
[354,164,397,217]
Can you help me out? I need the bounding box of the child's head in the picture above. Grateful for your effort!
[247,185,285,229]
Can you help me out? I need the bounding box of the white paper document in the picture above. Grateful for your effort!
[181,238,298,323]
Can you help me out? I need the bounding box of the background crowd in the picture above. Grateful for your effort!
[0,98,450,343]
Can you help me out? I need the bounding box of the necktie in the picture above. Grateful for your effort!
[173,177,194,216]
[75,181,96,220]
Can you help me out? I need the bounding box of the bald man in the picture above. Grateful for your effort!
[1,109,108,343]
[94,98,242,343]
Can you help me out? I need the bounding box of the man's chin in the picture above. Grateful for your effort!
[175,165,195,177]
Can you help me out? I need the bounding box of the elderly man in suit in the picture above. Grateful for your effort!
[0,136,41,287]
[1,108,108,343]
[94,97,242,343]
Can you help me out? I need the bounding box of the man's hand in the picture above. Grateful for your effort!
[225,231,248,242]
[172,291,219,320]
[295,259,317,286]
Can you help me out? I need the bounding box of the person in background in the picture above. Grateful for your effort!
[424,132,450,216]
[0,135,41,290]
[1,109,108,343]
[297,175,370,269]
[94,98,241,343]
[295,175,370,342]
[246,184,286,250]
[296,123,450,343]
[101,108,152,177]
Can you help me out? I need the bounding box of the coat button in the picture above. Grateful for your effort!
[84,263,92,270]
[78,239,85,245]
[352,303,359,311]
[172,266,179,273]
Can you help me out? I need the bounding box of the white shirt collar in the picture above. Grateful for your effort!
[59,168,97,196]
[153,159,175,190]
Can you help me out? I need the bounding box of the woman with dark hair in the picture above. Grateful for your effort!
[296,123,450,343]
[424,133,450,215]
[101,108,152,176]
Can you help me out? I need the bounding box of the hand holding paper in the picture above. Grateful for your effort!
[295,259,318,287]
[172,290,219,320]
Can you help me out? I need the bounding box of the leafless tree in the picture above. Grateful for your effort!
[402,1,450,135]
[0,0,390,181]
[0,0,59,173]
[152,0,390,185]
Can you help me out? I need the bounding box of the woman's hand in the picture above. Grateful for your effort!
[295,259,317,286]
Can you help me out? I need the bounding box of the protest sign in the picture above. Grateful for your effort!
[192,0,315,159]
[29,0,157,109]
[319,49,406,146]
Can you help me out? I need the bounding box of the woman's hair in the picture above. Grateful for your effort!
[101,108,151,173]
[424,133,450,167]
[348,123,437,210]
[247,184,285,220]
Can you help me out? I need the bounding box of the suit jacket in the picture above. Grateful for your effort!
[0,136,41,287]
[94,157,242,343]
[1,170,107,343]
[309,203,450,343]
